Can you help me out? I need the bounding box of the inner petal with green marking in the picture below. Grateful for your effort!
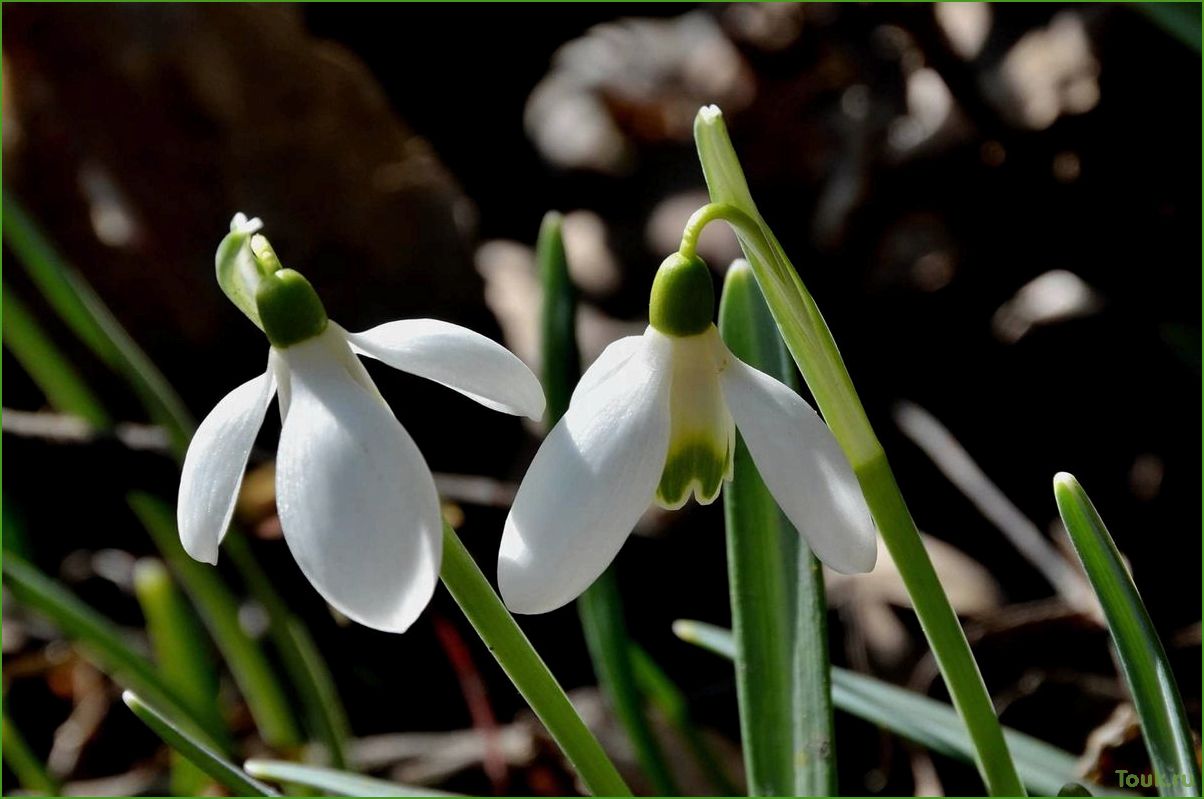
[655,327,735,510]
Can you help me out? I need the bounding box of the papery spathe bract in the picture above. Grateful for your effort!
[499,257,876,615]
[179,214,545,633]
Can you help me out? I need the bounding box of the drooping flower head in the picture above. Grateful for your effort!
[179,214,544,632]
[499,253,876,614]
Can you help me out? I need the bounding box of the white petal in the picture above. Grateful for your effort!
[720,357,877,574]
[177,357,275,565]
[275,328,443,633]
[500,333,672,614]
[348,320,545,420]
[569,334,643,408]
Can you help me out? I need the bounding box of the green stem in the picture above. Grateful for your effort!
[858,455,1022,796]
[439,524,631,797]
[692,108,1025,797]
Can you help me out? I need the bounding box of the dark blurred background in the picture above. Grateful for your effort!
[2,3,1200,796]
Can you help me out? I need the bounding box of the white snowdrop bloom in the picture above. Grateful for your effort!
[500,255,876,614]
[179,215,544,633]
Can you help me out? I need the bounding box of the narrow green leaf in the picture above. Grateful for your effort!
[718,260,835,796]
[439,523,631,797]
[222,532,352,769]
[1135,3,1201,52]
[128,492,301,749]
[672,620,1120,797]
[122,691,278,797]
[2,712,60,795]
[244,760,457,797]
[133,558,223,795]
[3,192,194,457]
[2,284,112,428]
[693,106,1025,797]
[629,645,741,795]
[1,556,229,750]
[538,210,675,794]
[1054,473,1200,796]
[537,211,580,423]
[578,573,678,794]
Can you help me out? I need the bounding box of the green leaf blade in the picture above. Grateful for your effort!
[1054,473,1200,797]
[123,691,278,797]
[2,284,112,428]
[128,492,302,750]
[719,260,834,796]
[244,759,457,797]
[673,620,1121,797]
[2,556,229,750]
[133,558,224,795]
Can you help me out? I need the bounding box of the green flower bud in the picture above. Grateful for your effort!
[649,252,715,337]
[256,269,328,348]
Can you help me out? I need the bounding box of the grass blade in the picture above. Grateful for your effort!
[538,211,676,793]
[1,556,229,750]
[2,284,111,428]
[128,492,301,749]
[1054,473,1200,796]
[718,260,834,795]
[672,620,1120,797]
[2,711,60,795]
[133,558,223,795]
[244,760,456,797]
[440,522,631,796]
[222,532,352,769]
[122,691,278,796]
[3,192,194,456]
[629,645,741,795]
[537,211,580,422]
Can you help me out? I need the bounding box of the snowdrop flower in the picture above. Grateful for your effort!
[179,214,544,632]
[500,254,876,614]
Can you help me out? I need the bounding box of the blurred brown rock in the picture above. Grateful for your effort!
[3,4,485,398]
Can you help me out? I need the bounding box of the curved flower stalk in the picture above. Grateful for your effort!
[179,214,544,633]
[500,251,876,614]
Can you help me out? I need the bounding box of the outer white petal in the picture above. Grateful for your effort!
[500,332,672,614]
[275,328,443,633]
[177,357,276,565]
[720,357,877,574]
[568,334,643,408]
[347,320,545,421]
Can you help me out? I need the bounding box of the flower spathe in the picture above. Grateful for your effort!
[178,215,544,633]
[499,257,877,615]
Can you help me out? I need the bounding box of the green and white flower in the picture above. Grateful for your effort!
[499,254,876,614]
[178,214,544,633]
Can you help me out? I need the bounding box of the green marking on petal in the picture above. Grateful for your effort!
[656,435,733,510]
[654,326,735,510]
